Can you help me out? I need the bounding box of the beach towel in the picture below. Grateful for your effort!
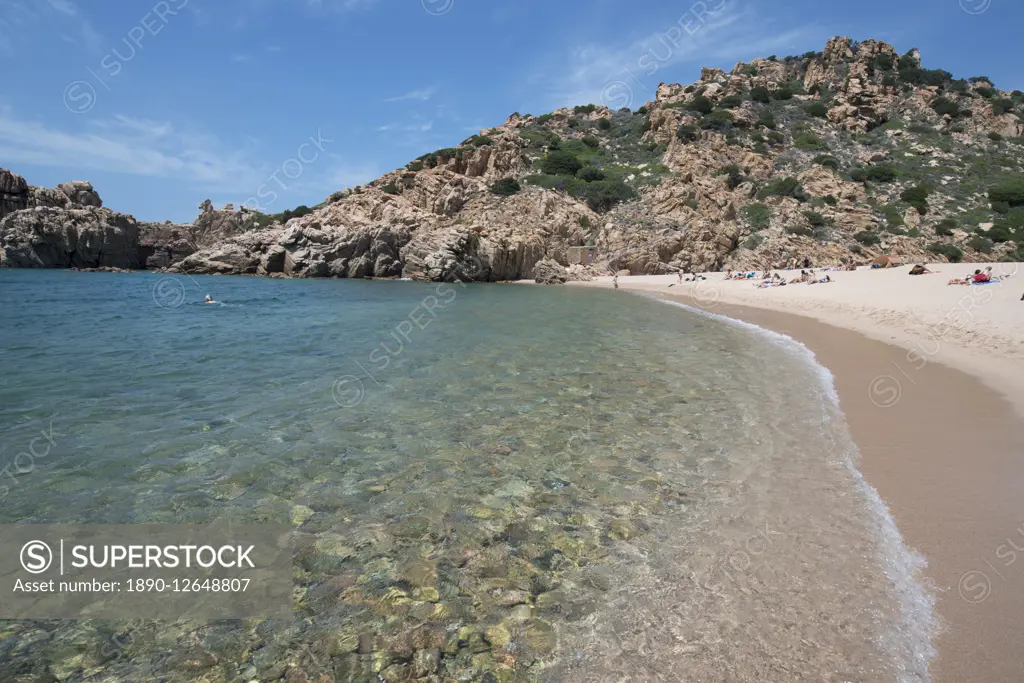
[970,279,1001,285]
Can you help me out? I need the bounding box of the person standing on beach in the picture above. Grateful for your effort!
[613,274,619,290]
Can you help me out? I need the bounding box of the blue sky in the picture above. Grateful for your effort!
[1,0,1021,223]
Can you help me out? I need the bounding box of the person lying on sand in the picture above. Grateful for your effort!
[972,269,991,284]
[908,264,933,275]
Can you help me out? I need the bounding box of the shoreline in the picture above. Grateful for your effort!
[569,271,1024,682]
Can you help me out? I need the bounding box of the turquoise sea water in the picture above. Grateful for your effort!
[0,270,933,682]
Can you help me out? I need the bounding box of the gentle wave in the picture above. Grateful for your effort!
[653,293,938,683]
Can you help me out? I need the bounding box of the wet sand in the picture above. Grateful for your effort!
[653,294,1024,682]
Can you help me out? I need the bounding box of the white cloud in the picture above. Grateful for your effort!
[384,87,437,103]
[0,0,103,52]
[536,2,822,108]
[231,53,253,63]
[305,0,380,11]
[0,110,264,192]
[324,158,383,190]
[376,121,434,133]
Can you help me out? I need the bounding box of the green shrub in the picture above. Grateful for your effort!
[741,202,772,230]
[989,132,1004,141]
[786,225,813,236]
[988,222,1018,242]
[968,235,994,253]
[381,183,399,195]
[540,150,583,176]
[873,53,896,71]
[813,154,840,171]
[585,180,636,213]
[719,94,743,109]
[688,96,714,115]
[901,184,933,214]
[273,204,314,224]
[635,106,648,115]
[992,99,1016,116]
[854,231,880,246]
[805,101,829,118]
[536,114,554,125]
[794,132,826,149]
[900,66,952,87]
[773,85,795,100]
[676,124,699,143]
[989,179,1024,207]
[489,178,521,196]
[582,135,601,148]
[576,166,605,182]
[758,176,805,200]
[931,97,960,117]
[976,87,995,98]
[567,118,581,128]
[407,160,424,172]
[743,234,764,249]
[597,117,612,130]
[927,242,963,262]
[719,163,745,189]
[468,135,493,147]
[851,165,899,183]
[803,210,828,227]
[824,195,838,206]
[573,104,597,115]
[751,86,770,103]
[701,110,734,130]
[578,215,591,228]
[758,109,777,129]
[935,218,957,236]
[434,147,458,159]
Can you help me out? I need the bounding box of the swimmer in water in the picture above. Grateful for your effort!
[205,295,217,304]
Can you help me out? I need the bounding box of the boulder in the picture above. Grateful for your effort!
[532,258,568,285]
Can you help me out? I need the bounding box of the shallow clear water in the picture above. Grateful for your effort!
[0,270,933,682]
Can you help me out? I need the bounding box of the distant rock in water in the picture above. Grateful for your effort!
[0,170,137,269]
[0,206,140,269]
[0,172,262,271]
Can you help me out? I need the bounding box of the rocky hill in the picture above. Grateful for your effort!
[0,171,255,270]
[3,36,1023,279]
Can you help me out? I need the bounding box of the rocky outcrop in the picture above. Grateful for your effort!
[0,207,140,269]
[0,169,30,220]
[533,258,568,284]
[137,221,200,269]
[0,174,136,268]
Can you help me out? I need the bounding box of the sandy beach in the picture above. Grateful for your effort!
[569,262,1024,682]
